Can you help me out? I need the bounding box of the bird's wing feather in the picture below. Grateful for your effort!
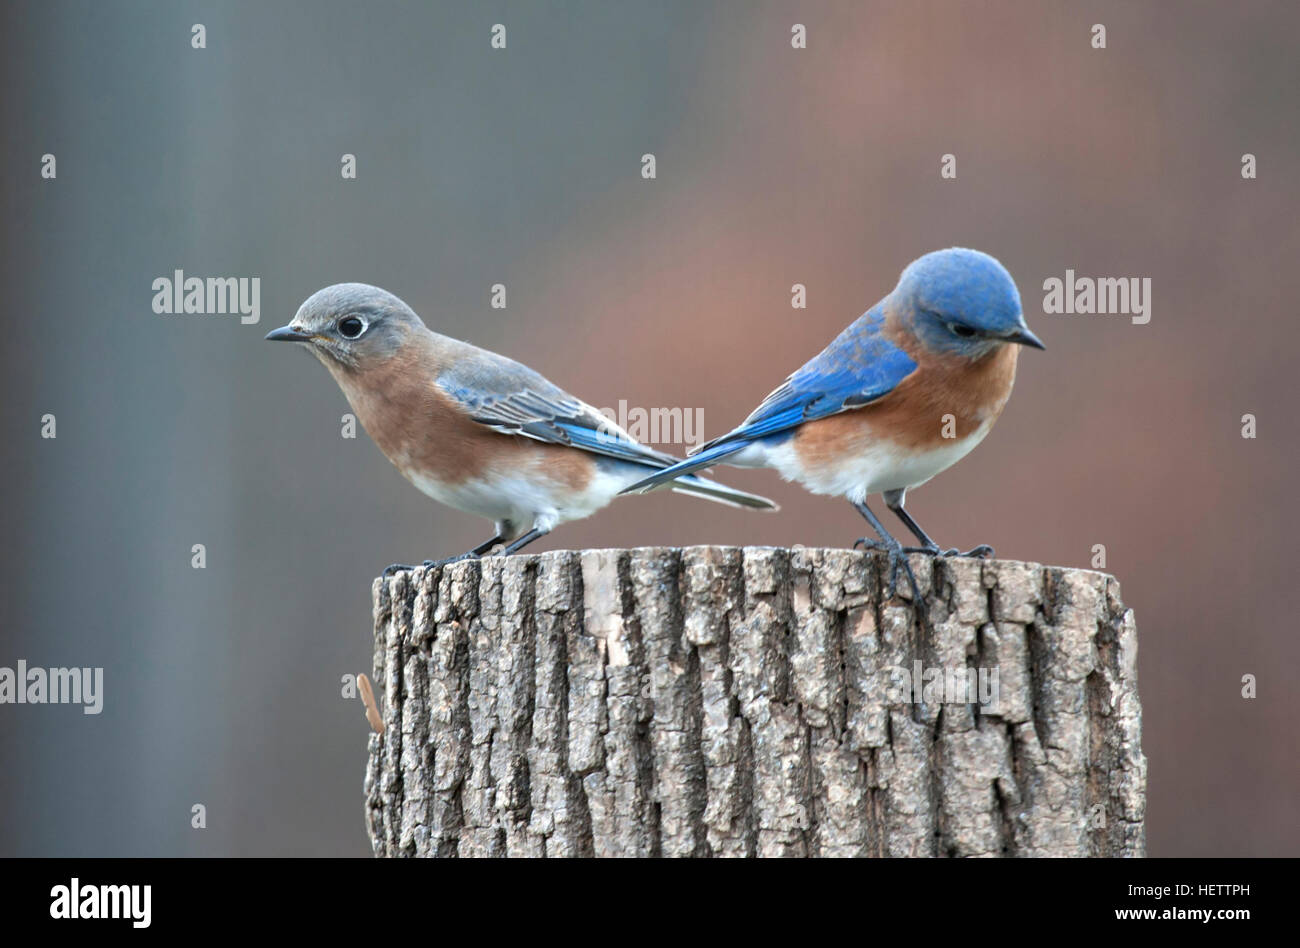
[436,348,680,468]
[691,305,918,453]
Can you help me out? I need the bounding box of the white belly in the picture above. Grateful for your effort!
[731,420,995,504]
[403,463,633,536]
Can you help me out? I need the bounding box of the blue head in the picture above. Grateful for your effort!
[888,248,1043,357]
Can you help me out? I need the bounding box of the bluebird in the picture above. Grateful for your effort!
[623,248,1044,598]
[266,283,776,575]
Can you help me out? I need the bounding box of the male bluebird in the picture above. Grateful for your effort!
[622,248,1044,598]
[266,283,776,575]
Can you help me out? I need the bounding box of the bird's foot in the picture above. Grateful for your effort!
[895,542,994,559]
[381,551,482,577]
[941,544,994,559]
[422,551,481,569]
[853,536,921,601]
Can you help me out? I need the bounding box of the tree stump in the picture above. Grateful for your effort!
[363,547,1145,857]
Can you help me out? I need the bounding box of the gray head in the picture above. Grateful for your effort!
[888,248,1044,358]
[265,283,426,370]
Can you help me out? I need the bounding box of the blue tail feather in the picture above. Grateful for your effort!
[619,440,750,495]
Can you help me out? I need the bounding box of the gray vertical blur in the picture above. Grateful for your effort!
[1,1,1297,856]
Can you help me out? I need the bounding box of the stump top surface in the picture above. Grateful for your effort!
[375,545,1116,587]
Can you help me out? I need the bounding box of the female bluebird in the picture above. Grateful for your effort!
[266,283,775,575]
[623,248,1044,598]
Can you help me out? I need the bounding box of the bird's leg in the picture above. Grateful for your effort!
[882,489,994,559]
[380,518,551,577]
[382,534,505,577]
[471,534,507,555]
[496,527,550,557]
[851,500,920,600]
[421,534,507,569]
[882,489,942,554]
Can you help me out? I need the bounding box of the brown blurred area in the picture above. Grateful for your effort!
[1,1,1296,856]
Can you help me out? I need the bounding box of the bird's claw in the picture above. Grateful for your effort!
[422,552,479,569]
[944,544,994,559]
[854,537,921,601]
[897,543,996,559]
[383,551,480,577]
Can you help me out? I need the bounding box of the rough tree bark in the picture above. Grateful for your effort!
[364,547,1145,857]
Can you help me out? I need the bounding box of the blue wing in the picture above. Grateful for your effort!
[436,344,778,509]
[621,305,917,494]
[436,348,681,468]
[701,305,916,450]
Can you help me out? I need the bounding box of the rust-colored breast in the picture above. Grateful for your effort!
[328,336,594,494]
[794,323,1020,466]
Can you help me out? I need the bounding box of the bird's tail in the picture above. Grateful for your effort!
[620,440,751,497]
[668,471,776,510]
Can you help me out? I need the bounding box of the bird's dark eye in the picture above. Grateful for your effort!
[947,321,978,339]
[338,316,365,339]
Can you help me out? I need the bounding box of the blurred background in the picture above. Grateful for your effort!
[1,0,1296,856]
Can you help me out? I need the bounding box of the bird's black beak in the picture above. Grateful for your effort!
[1007,326,1046,350]
[265,325,313,343]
